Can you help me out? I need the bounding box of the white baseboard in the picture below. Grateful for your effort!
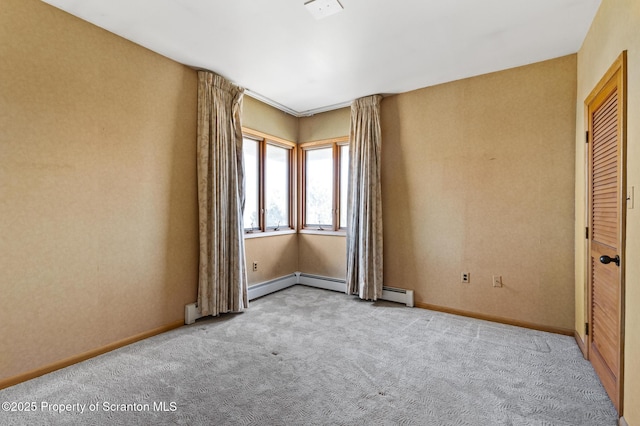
[247,274,298,301]
[298,273,347,292]
[185,272,414,324]
[297,273,414,307]
[185,274,299,324]
[382,287,415,307]
[184,302,201,325]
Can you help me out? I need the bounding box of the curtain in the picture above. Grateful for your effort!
[196,71,248,317]
[346,95,383,300]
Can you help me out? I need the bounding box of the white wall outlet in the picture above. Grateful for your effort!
[493,275,503,288]
[628,186,634,209]
[461,272,470,283]
[253,261,258,272]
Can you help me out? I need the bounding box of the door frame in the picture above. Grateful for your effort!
[584,51,627,414]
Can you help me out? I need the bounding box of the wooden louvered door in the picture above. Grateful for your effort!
[586,52,626,415]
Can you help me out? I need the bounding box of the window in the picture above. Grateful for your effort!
[339,144,349,228]
[300,137,349,231]
[305,147,333,227]
[243,130,295,233]
[243,138,259,230]
[265,144,289,229]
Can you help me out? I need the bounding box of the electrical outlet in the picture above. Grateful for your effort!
[461,272,470,283]
[628,186,635,209]
[253,261,258,272]
[493,275,502,288]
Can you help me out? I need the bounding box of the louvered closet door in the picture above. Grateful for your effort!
[586,52,626,415]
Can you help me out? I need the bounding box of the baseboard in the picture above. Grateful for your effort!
[574,330,588,358]
[381,286,415,307]
[187,274,415,323]
[298,273,347,292]
[297,273,414,307]
[0,320,183,391]
[619,416,629,426]
[185,274,300,324]
[415,302,573,336]
[248,274,298,301]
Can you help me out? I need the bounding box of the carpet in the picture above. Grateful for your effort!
[0,285,617,425]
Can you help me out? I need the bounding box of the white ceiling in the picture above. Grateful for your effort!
[42,0,601,116]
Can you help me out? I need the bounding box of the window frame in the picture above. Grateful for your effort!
[299,136,350,233]
[242,128,296,236]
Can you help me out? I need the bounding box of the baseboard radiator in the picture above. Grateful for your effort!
[185,272,414,324]
[298,273,414,307]
[185,274,298,325]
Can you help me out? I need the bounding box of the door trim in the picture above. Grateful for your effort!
[584,51,627,415]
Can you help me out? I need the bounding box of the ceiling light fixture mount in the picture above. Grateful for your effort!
[304,0,343,20]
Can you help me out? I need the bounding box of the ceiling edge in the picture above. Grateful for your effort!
[244,90,303,117]
[245,90,352,117]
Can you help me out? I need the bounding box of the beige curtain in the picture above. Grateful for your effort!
[196,71,248,317]
[346,95,383,300]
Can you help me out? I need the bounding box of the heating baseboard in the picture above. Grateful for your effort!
[297,272,347,292]
[298,273,414,307]
[248,274,298,300]
[185,272,414,324]
[381,286,415,307]
[185,274,298,324]
[184,303,201,325]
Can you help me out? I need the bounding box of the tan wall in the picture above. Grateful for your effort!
[243,106,351,283]
[298,107,350,143]
[245,234,298,285]
[242,97,299,286]
[297,109,350,279]
[243,96,298,142]
[381,55,577,330]
[2,0,617,403]
[575,0,640,421]
[0,0,198,382]
[298,234,347,279]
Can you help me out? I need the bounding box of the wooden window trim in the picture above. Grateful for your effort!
[299,136,349,232]
[336,142,349,230]
[242,127,296,235]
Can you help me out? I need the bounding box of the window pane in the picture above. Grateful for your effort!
[243,138,259,230]
[339,145,349,228]
[305,147,333,227]
[265,144,289,229]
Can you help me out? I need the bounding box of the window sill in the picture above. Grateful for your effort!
[298,229,347,237]
[244,229,297,239]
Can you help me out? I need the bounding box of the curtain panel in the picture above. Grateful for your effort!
[196,71,248,317]
[346,95,384,300]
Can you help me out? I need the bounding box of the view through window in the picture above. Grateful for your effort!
[265,144,289,229]
[242,132,294,233]
[305,147,333,227]
[301,138,349,231]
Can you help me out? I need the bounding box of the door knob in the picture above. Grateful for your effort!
[600,255,620,266]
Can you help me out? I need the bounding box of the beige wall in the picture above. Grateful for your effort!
[381,55,577,330]
[0,0,198,382]
[2,0,622,407]
[242,96,300,286]
[298,234,347,279]
[245,234,298,285]
[244,95,298,142]
[575,0,640,421]
[298,107,350,143]
[297,110,351,279]
[0,0,302,383]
